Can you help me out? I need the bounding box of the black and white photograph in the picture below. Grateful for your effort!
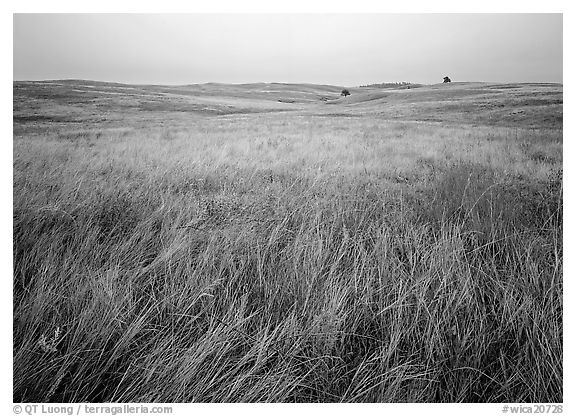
[10,8,565,408]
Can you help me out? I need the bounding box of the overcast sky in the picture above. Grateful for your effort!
[13,14,562,86]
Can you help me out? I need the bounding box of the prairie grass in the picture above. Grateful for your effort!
[13,87,562,402]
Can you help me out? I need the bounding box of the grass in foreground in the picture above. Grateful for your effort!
[13,114,562,402]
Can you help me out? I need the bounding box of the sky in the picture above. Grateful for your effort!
[13,14,563,86]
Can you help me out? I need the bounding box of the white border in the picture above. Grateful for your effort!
[2,0,570,13]
[3,2,571,415]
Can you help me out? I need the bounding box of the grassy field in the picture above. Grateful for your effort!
[13,80,562,402]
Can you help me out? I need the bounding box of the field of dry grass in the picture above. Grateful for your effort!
[13,80,562,402]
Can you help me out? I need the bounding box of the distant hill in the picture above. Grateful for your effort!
[13,80,562,130]
[359,82,423,90]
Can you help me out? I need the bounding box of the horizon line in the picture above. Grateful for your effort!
[12,78,565,87]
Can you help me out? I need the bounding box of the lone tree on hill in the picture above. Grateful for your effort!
[341,89,351,97]
[443,76,451,83]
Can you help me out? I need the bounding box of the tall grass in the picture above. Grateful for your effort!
[13,119,562,402]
